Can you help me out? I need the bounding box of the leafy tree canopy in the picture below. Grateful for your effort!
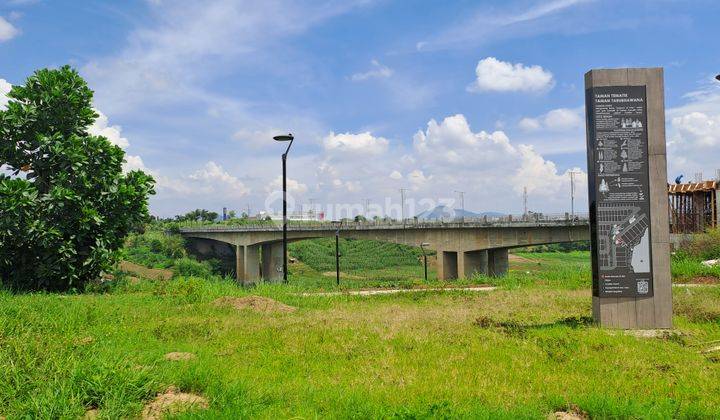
[0,66,155,291]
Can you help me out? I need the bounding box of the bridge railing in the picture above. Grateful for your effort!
[176,212,590,232]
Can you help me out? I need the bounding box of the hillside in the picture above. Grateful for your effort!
[288,238,426,272]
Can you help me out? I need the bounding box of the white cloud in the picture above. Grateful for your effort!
[88,110,130,148]
[267,175,308,194]
[0,78,10,109]
[0,17,19,42]
[189,161,250,196]
[671,112,719,147]
[666,88,720,179]
[468,57,555,93]
[123,155,148,173]
[519,107,583,131]
[389,170,402,180]
[407,169,430,189]
[417,0,595,51]
[518,117,541,131]
[323,131,389,155]
[350,59,393,82]
[411,114,584,199]
[83,0,376,115]
[232,127,285,148]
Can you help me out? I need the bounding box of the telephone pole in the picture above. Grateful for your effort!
[523,187,528,218]
[454,190,465,222]
[400,188,407,227]
[363,198,371,218]
[569,170,580,220]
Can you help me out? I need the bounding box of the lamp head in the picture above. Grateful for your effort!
[273,134,294,142]
[716,74,720,82]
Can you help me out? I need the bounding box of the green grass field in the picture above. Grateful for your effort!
[1,246,720,418]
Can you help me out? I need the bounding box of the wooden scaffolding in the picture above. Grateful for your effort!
[668,180,718,234]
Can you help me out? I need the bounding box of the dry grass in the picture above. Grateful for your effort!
[118,260,173,281]
[212,295,297,313]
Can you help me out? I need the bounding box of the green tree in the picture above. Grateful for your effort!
[0,66,155,291]
[174,209,218,222]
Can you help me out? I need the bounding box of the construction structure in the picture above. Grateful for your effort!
[668,180,718,233]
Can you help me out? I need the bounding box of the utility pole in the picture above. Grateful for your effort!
[454,190,465,223]
[523,187,528,218]
[569,170,580,221]
[400,188,407,227]
[363,198,371,218]
[307,198,317,220]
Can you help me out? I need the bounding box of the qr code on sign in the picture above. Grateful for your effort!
[637,280,649,294]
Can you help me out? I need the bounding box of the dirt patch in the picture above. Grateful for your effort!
[164,352,196,361]
[509,254,536,263]
[322,271,364,279]
[213,296,296,313]
[550,405,588,420]
[141,386,208,420]
[82,409,99,419]
[74,336,94,346]
[119,260,173,281]
[622,329,681,340]
[689,276,720,285]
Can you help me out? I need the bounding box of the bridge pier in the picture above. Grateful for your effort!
[261,242,284,283]
[438,251,458,280]
[236,245,260,285]
[488,248,509,277]
[461,250,489,278]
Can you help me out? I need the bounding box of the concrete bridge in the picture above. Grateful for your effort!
[178,217,590,284]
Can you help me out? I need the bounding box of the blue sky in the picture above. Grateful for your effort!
[1,0,719,218]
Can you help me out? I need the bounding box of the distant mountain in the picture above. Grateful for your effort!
[415,205,504,220]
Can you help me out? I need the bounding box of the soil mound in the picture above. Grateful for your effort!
[141,386,208,419]
[213,296,296,313]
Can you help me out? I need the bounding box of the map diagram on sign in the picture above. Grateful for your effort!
[588,85,654,297]
[596,202,651,273]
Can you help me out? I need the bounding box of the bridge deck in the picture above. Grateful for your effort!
[178,218,590,233]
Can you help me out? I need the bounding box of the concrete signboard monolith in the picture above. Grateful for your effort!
[584,68,672,329]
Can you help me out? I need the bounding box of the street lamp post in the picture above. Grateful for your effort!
[273,133,294,283]
[420,242,430,283]
[332,220,342,286]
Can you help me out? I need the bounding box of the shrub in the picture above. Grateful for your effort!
[123,231,186,269]
[173,257,216,278]
[681,228,720,261]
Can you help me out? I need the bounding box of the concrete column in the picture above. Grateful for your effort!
[236,244,260,285]
[235,245,244,284]
[488,248,509,277]
[438,251,458,280]
[261,242,284,283]
[462,250,488,278]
